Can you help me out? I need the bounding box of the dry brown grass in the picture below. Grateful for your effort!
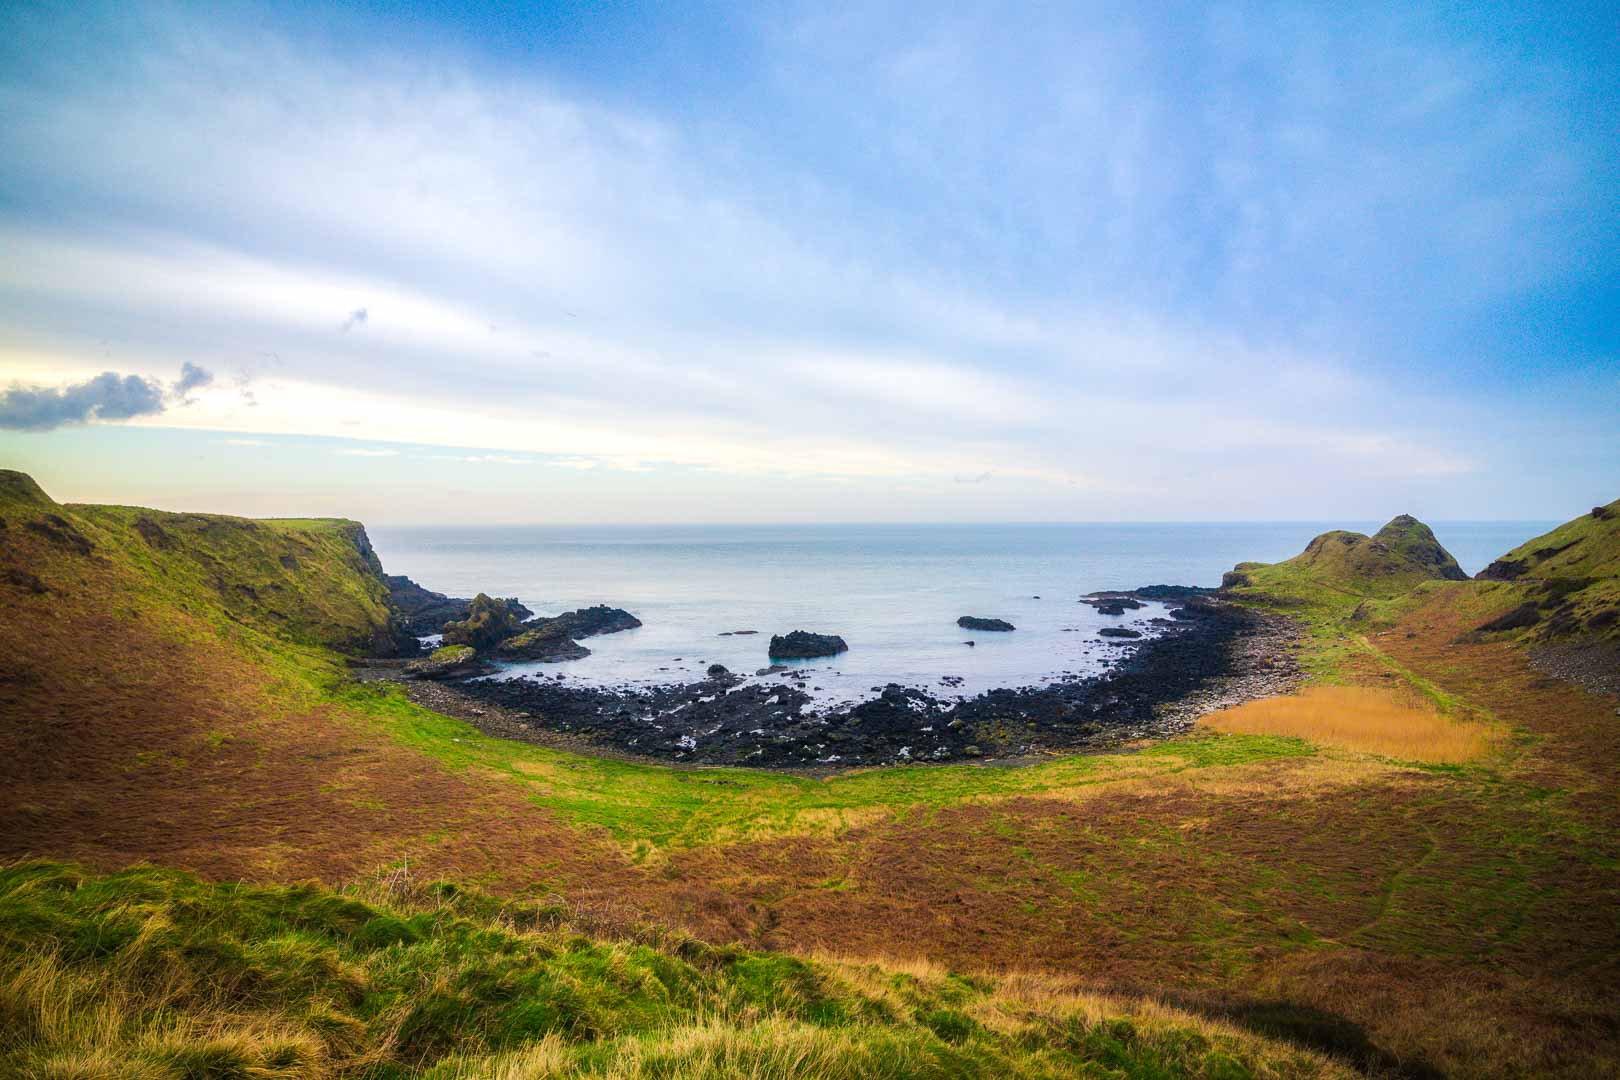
[1200,685,1495,764]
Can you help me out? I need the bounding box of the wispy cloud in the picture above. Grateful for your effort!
[0,5,1610,518]
[172,361,213,398]
[435,453,534,465]
[222,437,269,447]
[336,447,398,457]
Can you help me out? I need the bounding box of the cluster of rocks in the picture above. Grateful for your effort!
[386,575,531,637]
[387,575,643,679]
[442,595,1285,768]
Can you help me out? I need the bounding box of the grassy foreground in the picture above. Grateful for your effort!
[0,861,1343,1080]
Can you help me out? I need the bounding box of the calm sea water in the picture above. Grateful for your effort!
[367,521,1548,707]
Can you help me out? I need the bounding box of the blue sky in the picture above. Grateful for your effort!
[0,0,1615,523]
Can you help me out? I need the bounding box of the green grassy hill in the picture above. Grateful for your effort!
[1,468,407,655]
[1473,498,1620,640]
[1219,514,1467,625]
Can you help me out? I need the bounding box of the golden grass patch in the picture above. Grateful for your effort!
[1200,685,1493,764]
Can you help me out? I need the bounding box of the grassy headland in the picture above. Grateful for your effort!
[4,470,1619,1077]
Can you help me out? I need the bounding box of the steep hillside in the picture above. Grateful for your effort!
[0,470,623,886]
[1473,498,1620,640]
[2,469,410,655]
[1220,514,1467,613]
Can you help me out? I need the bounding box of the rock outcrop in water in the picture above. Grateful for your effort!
[548,605,642,638]
[768,631,848,659]
[957,616,1015,632]
[387,575,532,636]
[498,622,592,662]
[442,593,527,652]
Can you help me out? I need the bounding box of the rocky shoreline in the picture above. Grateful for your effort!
[365,597,1301,769]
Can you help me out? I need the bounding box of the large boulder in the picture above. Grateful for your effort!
[768,631,849,659]
[498,621,590,662]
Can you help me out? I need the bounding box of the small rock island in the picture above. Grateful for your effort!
[957,616,1015,631]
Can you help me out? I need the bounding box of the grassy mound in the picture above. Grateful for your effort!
[0,861,1345,1080]
[1221,515,1466,616]
[1473,498,1620,640]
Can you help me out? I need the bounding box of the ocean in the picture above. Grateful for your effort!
[367,521,1547,708]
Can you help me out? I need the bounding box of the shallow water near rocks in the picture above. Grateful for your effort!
[369,521,1544,710]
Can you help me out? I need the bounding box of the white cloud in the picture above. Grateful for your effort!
[0,6,1601,519]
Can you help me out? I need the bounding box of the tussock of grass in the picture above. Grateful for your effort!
[0,862,1349,1079]
[1200,686,1494,764]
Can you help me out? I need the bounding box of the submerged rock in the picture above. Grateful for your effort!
[1131,584,1217,600]
[768,631,849,659]
[957,616,1015,632]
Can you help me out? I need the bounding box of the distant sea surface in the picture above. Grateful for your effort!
[367,521,1549,708]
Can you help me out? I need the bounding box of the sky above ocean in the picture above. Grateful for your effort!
[0,1,1615,523]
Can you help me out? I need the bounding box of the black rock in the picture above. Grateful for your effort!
[1131,585,1217,600]
[1081,595,1143,612]
[386,575,533,635]
[547,605,642,638]
[707,663,731,678]
[957,616,1015,632]
[1098,627,1143,638]
[768,631,849,659]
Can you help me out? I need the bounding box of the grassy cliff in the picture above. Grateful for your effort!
[1,469,405,656]
[1472,497,1620,640]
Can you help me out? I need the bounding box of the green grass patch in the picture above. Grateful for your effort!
[0,861,1347,1079]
